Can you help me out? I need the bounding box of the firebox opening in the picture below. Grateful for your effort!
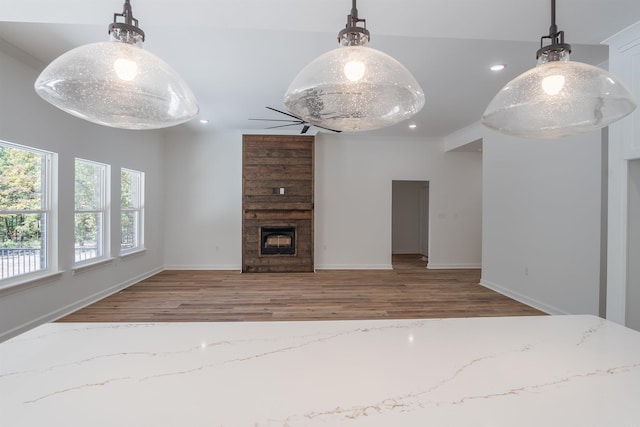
[261,226,296,255]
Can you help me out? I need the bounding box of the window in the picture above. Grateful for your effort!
[120,168,144,253]
[0,141,53,281]
[74,159,109,264]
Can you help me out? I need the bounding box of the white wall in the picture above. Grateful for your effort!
[315,133,482,269]
[0,41,166,341]
[162,132,483,271]
[420,184,429,256]
[626,160,640,331]
[427,148,483,269]
[163,130,243,269]
[604,21,640,325]
[481,131,602,315]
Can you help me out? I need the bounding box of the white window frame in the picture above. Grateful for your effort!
[74,158,110,266]
[0,140,56,288]
[120,168,144,254]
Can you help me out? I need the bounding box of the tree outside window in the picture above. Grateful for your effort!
[121,168,144,253]
[75,159,108,264]
[0,141,52,280]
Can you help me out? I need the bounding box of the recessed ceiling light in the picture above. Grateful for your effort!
[490,64,506,72]
[199,119,209,124]
[408,124,417,129]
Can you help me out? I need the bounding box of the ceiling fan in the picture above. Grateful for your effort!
[249,107,342,134]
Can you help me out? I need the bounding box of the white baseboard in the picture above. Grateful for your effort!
[164,265,242,271]
[0,266,164,343]
[427,263,481,269]
[315,264,393,270]
[479,279,568,315]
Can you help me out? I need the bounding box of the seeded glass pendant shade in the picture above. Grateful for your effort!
[34,1,198,130]
[482,0,636,139]
[284,0,425,132]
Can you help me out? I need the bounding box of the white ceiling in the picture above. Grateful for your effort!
[1,0,640,138]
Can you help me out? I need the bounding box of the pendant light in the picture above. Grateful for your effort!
[34,0,199,130]
[283,0,425,132]
[482,0,636,139]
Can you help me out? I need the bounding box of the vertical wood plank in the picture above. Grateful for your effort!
[242,135,314,272]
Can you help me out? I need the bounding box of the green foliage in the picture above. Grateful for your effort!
[120,169,141,249]
[74,212,99,247]
[75,160,102,210]
[0,145,44,247]
[0,146,42,211]
[1,149,143,253]
[121,169,133,209]
[74,160,104,247]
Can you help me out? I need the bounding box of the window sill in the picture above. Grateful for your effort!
[0,270,65,296]
[119,248,147,260]
[72,257,115,275]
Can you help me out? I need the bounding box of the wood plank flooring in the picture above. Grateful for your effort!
[59,254,545,323]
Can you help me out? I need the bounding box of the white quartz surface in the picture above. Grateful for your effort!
[2,315,640,426]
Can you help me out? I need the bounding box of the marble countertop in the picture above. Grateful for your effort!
[2,315,640,426]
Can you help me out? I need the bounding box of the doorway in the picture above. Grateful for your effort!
[392,180,429,258]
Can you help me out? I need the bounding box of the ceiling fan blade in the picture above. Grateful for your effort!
[311,124,343,133]
[248,118,301,123]
[265,106,304,120]
[251,106,339,134]
[265,123,302,130]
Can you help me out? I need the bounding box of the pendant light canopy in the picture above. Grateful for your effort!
[34,0,199,130]
[482,0,636,139]
[283,0,425,132]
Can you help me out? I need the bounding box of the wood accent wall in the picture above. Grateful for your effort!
[242,135,314,272]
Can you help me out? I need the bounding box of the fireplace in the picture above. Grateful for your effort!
[242,134,313,272]
[260,226,296,255]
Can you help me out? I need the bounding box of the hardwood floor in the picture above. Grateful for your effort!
[59,254,545,323]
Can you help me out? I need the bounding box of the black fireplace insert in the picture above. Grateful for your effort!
[260,226,296,255]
